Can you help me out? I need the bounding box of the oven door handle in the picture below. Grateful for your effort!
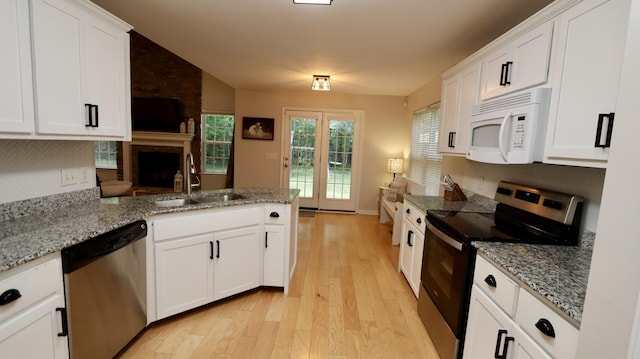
[426,222,464,251]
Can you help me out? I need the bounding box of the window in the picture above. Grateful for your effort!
[202,114,234,174]
[95,141,117,169]
[408,103,442,195]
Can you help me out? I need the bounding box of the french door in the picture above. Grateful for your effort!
[282,110,361,212]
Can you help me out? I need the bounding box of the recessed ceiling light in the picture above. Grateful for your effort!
[293,0,332,5]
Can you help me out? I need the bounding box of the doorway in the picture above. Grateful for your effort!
[282,109,362,212]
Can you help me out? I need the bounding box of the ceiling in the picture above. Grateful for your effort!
[93,0,555,97]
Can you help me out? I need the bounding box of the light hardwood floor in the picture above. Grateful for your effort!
[119,213,440,358]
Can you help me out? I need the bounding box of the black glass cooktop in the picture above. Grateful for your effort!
[426,210,516,243]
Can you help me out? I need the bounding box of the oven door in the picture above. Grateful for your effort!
[421,220,474,337]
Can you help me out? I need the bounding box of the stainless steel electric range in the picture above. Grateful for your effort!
[417,181,584,359]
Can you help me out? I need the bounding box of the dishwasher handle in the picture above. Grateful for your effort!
[62,220,147,274]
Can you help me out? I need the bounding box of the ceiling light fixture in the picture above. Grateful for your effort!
[311,75,331,91]
[293,0,332,4]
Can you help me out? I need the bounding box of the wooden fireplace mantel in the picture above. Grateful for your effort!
[123,131,195,183]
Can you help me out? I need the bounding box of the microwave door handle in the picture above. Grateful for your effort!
[498,110,513,163]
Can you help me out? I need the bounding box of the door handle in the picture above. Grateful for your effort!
[494,329,514,359]
[595,113,615,148]
[216,240,220,258]
[56,307,69,337]
[210,241,214,259]
[407,230,413,247]
[265,233,269,248]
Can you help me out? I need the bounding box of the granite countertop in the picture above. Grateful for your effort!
[404,192,592,326]
[473,240,593,327]
[0,188,299,273]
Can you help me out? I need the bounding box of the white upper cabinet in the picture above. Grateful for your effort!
[439,63,481,156]
[543,0,631,167]
[31,0,131,140]
[0,0,35,134]
[480,21,554,101]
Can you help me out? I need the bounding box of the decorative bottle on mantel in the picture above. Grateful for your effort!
[187,118,195,134]
[174,171,183,192]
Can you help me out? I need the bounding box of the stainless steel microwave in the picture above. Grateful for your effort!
[467,88,551,164]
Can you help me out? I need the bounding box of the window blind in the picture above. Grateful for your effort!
[408,103,442,195]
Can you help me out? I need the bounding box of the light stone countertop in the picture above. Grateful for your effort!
[0,188,299,273]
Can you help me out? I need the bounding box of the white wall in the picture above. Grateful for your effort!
[234,89,409,212]
[0,140,96,203]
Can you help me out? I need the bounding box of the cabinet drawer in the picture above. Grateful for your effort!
[0,255,62,322]
[153,206,261,241]
[403,201,426,235]
[264,204,286,225]
[515,288,579,359]
[473,255,519,316]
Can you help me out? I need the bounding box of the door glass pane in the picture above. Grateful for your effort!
[289,118,316,198]
[326,120,354,200]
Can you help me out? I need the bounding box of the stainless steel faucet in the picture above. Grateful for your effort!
[185,152,200,194]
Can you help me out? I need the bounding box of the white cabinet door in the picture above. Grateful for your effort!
[544,0,630,167]
[408,232,425,296]
[264,224,285,287]
[0,294,68,359]
[31,0,130,139]
[83,15,129,137]
[480,22,553,100]
[31,0,85,135]
[398,216,415,285]
[511,325,552,359]
[463,286,514,359]
[155,233,214,320]
[213,226,261,300]
[0,0,35,135]
[439,63,480,155]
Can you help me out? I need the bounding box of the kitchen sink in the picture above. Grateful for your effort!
[154,198,198,207]
[154,193,245,207]
[193,193,245,203]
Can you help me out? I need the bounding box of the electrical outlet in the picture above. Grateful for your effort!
[61,168,77,186]
[79,167,90,184]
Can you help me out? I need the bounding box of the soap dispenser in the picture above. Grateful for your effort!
[174,170,183,192]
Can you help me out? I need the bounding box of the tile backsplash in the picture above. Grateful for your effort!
[0,140,96,204]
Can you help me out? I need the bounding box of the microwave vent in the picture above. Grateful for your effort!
[472,88,551,116]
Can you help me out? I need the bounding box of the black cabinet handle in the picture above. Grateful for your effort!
[448,132,456,148]
[407,230,413,247]
[504,61,513,85]
[406,208,410,214]
[500,63,507,86]
[265,233,269,248]
[84,104,99,127]
[494,329,513,359]
[270,211,280,218]
[535,318,556,338]
[210,241,214,259]
[0,289,21,305]
[56,307,68,337]
[595,113,615,148]
[216,240,220,258]
[416,218,422,224]
[484,274,497,288]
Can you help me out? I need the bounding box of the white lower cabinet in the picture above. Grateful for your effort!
[398,201,426,298]
[150,203,296,321]
[464,287,550,359]
[0,254,68,359]
[212,226,261,300]
[155,233,215,319]
[463,255,578,359]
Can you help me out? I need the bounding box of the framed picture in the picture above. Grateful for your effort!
[242,117,274,140]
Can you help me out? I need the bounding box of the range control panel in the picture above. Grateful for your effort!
[494,181,583,225]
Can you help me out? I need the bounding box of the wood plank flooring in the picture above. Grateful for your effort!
[118,213,440,358]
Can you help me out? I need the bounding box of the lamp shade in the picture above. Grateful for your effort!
[388,158,403,174]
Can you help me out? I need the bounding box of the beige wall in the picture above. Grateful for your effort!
[234,89,408,213]
[201,72,235,190]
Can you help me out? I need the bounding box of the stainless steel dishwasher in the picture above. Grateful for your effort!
[61,220,147,359]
